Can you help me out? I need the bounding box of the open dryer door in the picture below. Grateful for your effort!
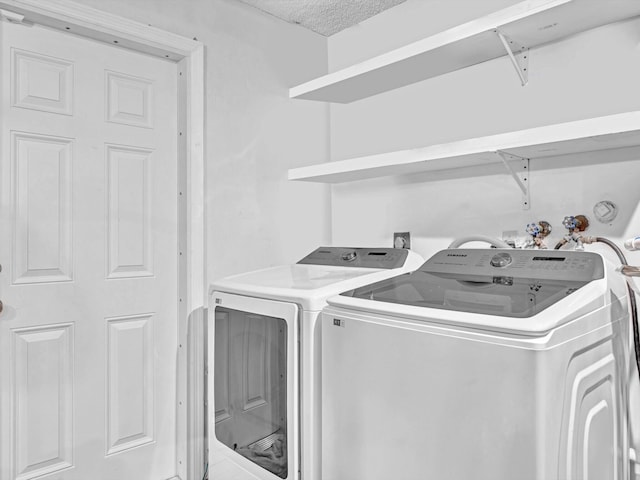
[208,292,299,480]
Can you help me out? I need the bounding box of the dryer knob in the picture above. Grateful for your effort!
[341,251,357,262]
[490,252,512,268]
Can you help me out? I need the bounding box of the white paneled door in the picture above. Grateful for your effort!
[0,19,178,480]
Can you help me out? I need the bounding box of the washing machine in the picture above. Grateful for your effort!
[321,248,634,480]
[207,246,424,480]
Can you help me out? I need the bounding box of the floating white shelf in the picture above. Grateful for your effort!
[290,0,640,103]
[288,111,640,184]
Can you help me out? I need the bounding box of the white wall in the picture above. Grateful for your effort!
[80,0,331,281]
[326,0,640,264]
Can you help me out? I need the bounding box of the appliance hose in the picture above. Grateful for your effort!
[595,237,640,380]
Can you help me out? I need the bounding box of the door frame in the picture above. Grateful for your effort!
[0,1,205,479]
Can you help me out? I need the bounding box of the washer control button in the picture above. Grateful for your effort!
[341,251,357,262]
[490,252,512,268]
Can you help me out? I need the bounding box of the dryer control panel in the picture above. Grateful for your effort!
[298,247,408,269]
[422,249,604,282]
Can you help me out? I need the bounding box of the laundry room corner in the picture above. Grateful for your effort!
[6,0,640,479]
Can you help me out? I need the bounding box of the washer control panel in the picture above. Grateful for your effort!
[298,247,408,269]
[423,249,604,282]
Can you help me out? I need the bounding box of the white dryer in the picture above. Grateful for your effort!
[321,248,634,480]
[207,247,424,480]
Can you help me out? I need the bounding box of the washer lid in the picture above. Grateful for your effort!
[340,249,604,319]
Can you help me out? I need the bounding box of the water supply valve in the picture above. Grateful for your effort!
[556,215,590,250]
[562,215,589,232]
[525,220,552,249]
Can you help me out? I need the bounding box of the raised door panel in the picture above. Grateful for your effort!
[12,49,73,115]
[12,132,72,284]
[106,71,153,128]
[106,314,155,455]
[106,144,153,279]
[12,324,74,480]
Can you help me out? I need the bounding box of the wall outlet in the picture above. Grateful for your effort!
[393,232,411,249]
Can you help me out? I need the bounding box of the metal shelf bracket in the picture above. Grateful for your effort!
[496,151,530,210]
[496,30,529,86]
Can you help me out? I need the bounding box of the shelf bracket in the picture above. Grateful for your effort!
[496,30,529,86]
[496,151,530,210]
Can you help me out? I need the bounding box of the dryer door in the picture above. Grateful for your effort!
[208,291,299,480]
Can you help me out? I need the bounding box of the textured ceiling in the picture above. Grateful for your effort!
[235,0,407,36]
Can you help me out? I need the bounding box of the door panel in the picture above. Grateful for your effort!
[12,48,73,115]
[105,70,153,128]
[106,144,153,278]
[1,18,178,480]
[12,132,73,284]
[106,314,155,456]
[13,324,74,479]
